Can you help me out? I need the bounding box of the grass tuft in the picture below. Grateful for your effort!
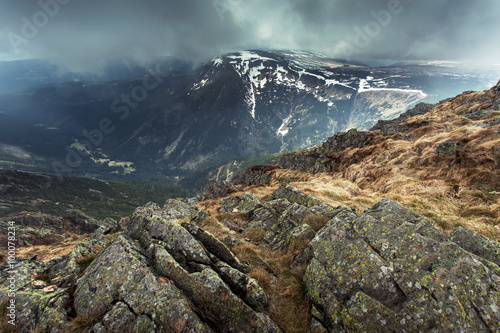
[303,215,330,233]
[34,272,51,283]
[62,313,103,333]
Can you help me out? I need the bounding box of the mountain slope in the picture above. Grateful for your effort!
[0,80,499,332]
[273,79,500,238]
[0,51,496,182]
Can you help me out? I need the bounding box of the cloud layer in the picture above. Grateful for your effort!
[0,0,499,71]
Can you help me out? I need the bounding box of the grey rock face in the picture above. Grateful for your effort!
[232,168,272,186]
[277,101,437,175]
[244,184,340,251]
[267,183,325,208]
[304,198,500,332]
[2,188,499,333]
[72,200,279,333]
[74,235,214,332]
[278,129,374,173]
[220,193,263,214]
[449,226,500,267]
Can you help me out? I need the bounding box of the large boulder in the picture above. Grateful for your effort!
[245,185,341,251]
[267,183,325,208]
[74,235,214,332]
[231,166,275,186]
[279,129,374,173]
[220,193,262,214]
[63,209,116,233]
[304,199,500,332]
[370,102,435,134]
[73,201,280,333]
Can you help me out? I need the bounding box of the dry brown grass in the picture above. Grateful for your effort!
[252,88,500,240]
[231,239,312,333]
[13,234,88,263]
[245,227,266,243]
[311,89,500,240]
[303,214,331,232]
[62,312,104,333]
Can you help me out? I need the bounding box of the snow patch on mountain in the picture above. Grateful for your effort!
[277,114,293,136]
[192,78,209,91]
[359,77,427,97]
[325,78,355,90]
[212,57,224,67]
[162,130,186,159]
[249,63,267,90]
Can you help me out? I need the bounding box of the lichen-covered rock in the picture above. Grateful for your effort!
[436,141,465,156]
[2,213,63,229]
[268,183,324,208]
[232,167,274,186]
[449,226,500,267]
[182,223,249,273]
[74,235,214,332]
[200,182,238,200]
[304,199,500,332]
[220,193,262,214]
[7,290,68,332]
[69,202,280,333]
[100,302,136,332]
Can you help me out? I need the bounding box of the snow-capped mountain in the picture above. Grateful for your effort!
[214,51,427,133]
[0,50,496,181]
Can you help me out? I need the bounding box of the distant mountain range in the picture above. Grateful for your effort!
[0,50,497,185]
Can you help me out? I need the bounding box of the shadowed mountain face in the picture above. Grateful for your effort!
[0,51,496,182]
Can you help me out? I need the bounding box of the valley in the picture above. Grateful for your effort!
[0,51,497,187]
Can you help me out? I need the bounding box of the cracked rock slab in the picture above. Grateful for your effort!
[305,199,500,332]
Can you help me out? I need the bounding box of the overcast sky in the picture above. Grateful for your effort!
[0,0,499,72]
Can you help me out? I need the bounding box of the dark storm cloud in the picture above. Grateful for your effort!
[0,0,498,71]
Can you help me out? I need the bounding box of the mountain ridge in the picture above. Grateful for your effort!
[0,78,499,332]
[0,50,496,184]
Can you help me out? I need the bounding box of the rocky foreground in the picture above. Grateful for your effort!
[1,182,499,332]
[1,81,499,332]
